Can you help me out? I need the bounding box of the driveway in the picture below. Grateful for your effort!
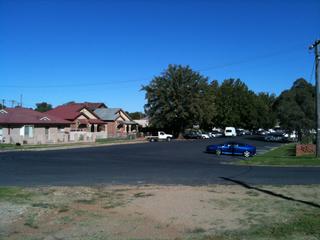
[0,136,319,186]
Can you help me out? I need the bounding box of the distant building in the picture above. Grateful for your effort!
[134,117,149,128]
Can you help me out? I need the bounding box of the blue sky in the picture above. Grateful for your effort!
[1,0,319,112]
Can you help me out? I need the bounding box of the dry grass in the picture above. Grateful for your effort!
[0,185,319,240]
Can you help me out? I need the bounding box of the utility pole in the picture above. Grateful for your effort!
[10,100,16,108]
[310,40,320,157]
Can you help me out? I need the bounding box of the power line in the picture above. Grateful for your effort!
[196,43,305,72]
[0,43,307,89]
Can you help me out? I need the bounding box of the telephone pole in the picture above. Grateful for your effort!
[309,40,320,157]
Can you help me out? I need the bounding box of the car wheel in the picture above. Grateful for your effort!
[150,138,155,142]
[216,149,222,156]
[167,137,171,142]
[243,151,250,158]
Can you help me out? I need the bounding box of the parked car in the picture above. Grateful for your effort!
[236,129,246,136]
[146,131,173,142]
[201,132,210,139]
[243,130,252,135]
[264,132,288,142]
[255,129,269,135]
[283,131,298,142]
[209,130,223,138]
[206,142,256,158]
[224,127,237,137]
[183,130,202,139]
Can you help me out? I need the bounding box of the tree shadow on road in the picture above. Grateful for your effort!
[220,177,320,209]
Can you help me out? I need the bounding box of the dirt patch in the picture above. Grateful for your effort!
[0,185,320,240]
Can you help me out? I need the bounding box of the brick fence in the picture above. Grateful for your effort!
[296,144,316,156]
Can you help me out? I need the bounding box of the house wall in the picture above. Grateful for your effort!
[107,122,116,137]
[0,125,69,145]
[106,120,128,137]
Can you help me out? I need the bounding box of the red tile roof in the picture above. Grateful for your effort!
[45,104,84,120]
[0,108,71,125]
[45,103,104,122]
[83,102,107,111]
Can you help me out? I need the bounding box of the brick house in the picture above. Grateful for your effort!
[93,108,138,137]
[46,103,106,133]
[0,108,70,144]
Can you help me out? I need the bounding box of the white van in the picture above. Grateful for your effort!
[224,127,237,137]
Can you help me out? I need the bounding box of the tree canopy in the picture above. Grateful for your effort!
[35,102,52,112]
[274,78,315,136]
[142,64,215,135]
[127,111,146,120]
[143,65,314,135]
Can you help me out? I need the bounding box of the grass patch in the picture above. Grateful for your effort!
[239,144,320,166]
[0,144,18,149]
[0,138,139,150]
[188,227,206,234]
[201,210,320,240]
[58,205,70,213]
[0,187,33,203]
[31,202,57,209]
[133,192,154,198]
[95,137,135,144]
[75,198,96,204]
[24,213,39,229]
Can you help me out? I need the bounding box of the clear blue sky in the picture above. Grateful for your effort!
[1,0,319,112]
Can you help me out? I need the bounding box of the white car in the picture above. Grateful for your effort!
[209,131,223,138]
[201,133,210,139]
[224,127,237,137]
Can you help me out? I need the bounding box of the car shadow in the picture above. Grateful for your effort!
[220,177,320,209]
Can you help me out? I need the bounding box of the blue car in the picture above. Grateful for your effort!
[206,142,256,158]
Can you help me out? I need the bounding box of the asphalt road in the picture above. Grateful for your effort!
[0,136,320,186]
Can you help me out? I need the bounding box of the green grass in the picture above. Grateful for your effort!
[0,187,33,203]
[239,144,320,166]
[0,138,139,150]
[0,137,141,151]
[24,213,39,229]
[0,144,19,149]
[95,137,136,144]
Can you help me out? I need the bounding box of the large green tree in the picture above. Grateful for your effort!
[142,64,215,135]
[214,79,254,128]
[274,78,315,138]
[253,92,277,129]
[213,79,277,130]
[35,102,53,112]
[127,111,146,120]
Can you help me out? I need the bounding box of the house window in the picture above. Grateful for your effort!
[24,125,34,138]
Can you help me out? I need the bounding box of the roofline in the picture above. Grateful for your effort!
[0,122,70,126]
[116,108,133,121]
[78,106,103,120]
